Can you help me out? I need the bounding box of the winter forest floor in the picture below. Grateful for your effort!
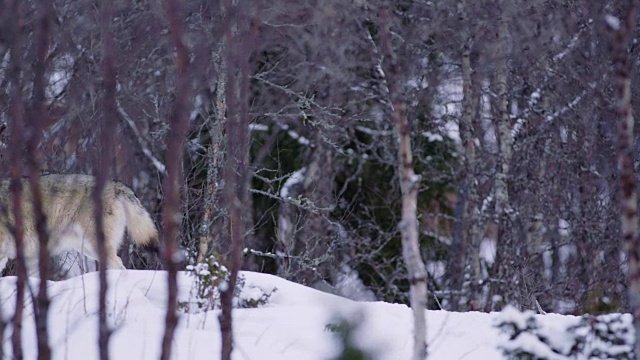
[0,270,607,360]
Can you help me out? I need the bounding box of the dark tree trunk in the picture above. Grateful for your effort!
[452,10,485,310]
[609,0,640,357]
[219,3,254,359]
[94,1,117,359]
[27,1,53,358]
[218,2,238,353]
[485,3,513,311]
[160,0,192,359]
[7,1,26,358]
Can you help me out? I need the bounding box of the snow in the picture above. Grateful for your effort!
[558,218,570,236]
[426,261,445,280]
[605,14,621,31]
[421,131,444,142]
[333,264,377,302]
[46,54,74,100]
[0,270,626,359]
[280,168,306,199]
[276,123,310,146]
[248,123,269,132]
[480,238,497,265]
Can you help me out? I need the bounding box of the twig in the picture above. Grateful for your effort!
[116,100,166,174]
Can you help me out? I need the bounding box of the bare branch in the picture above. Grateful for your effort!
[116,100,166,174]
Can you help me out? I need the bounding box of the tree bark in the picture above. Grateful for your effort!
[94,1,117,358]
[219,3,254,359]
[28,1,53,358]
[197,54,226,264]
[454,3,487,310]
[378,7,428,360]
[160,0,191,359]
[493,5,513,233]
[7,1,26,358]
[609,1,640,357]
[486,4,513,311]
[219,3,236,358]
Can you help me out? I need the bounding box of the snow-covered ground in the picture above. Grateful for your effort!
[0,270,593,359]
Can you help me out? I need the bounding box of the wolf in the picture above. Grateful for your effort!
[0,174,158,277]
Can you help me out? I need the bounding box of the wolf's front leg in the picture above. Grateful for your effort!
[25,258,41,278]
[106,255,126,270]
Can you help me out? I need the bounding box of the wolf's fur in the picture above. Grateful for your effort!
[0,174,158,277]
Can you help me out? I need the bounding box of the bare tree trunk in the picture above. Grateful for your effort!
[160,0,191,358]
[279,136,336,286]
[7,2,26,358]
[485,5,513,311]
[197,102,226,263]
[94,1,117,359]
[28,1,53,358]
[197,62,226,263]
[609,1,640,357]
[219,3,254,359]
[219,2,238,354]
[493,6,512,237]
[378,7,428,360]
[450,178,469,311]
[455,5,487,310]
[523,139,548,309]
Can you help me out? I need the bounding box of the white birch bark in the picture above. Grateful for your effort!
[378,7,428,360]
[493,10,513,222]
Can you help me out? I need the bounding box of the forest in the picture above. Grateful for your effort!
[2,0,640,359]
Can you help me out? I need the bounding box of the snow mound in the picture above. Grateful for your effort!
[0,270,593,359]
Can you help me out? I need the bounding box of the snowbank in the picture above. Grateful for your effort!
[0,270,586,359]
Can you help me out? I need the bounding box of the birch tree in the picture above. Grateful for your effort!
[378,5,428,360]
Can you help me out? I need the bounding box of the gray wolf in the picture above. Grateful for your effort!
[0,174,158,277]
